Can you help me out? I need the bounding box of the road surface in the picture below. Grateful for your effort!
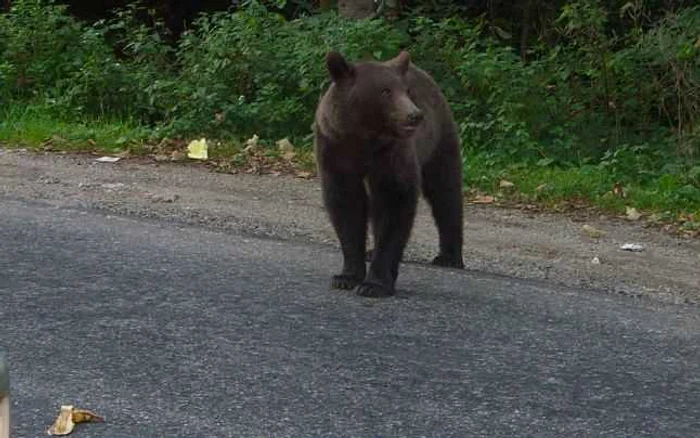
[1,149,698,305]
[2,198,700,437]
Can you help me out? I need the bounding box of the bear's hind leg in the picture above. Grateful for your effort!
[421,136,465,269]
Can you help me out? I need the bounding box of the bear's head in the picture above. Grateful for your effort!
[325,51,424,139]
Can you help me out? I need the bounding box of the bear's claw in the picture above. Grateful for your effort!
[356,282,395,298]
[332,275,363,290]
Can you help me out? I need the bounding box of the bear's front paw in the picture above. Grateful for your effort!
[431,254,465,269]
[356,281,395,298]
[332,274,363,290]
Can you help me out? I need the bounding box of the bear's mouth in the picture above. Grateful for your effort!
[400,124,419,136]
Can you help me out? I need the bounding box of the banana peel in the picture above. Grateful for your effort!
[47,405,103,436]
[71,408,102,424]
[582,224,606,239]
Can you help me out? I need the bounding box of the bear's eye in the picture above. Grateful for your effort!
[381,88,391,97]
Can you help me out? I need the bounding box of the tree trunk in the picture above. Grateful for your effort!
[520,0,532,62]
[384,0,400,20]
[337,0,376,19]
[319,0,331,12]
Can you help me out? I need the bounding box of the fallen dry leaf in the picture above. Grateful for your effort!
[678,212,695,223]
[115,150,132,159]
[499,180,515,189]
[582,224,606,238]
[625,206,642,221]
[170,150,186,161]
[295,171,312,179]
[613,182,626,198]
[472,195,495,204]
[647,213,663,223]
[682,229,699,238]
[243,134,260,153]
[147,192,179,203]
[47,405,103,436]
[277,138,296,161]
[42,138,55,151]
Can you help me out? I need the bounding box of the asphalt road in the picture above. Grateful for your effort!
[1,198,700,437]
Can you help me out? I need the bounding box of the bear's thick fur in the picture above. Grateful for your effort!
[314,50,464,298]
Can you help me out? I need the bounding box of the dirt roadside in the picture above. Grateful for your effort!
[1,148,698,305]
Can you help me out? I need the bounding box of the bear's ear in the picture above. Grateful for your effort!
[388,50,411,76]
[326,51,355,83]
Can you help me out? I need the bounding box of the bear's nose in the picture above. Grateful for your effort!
[407,110,424,126]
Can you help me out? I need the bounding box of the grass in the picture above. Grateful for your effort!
[0,104,153,153]
[465,154,700,236]
[1,104,698,237]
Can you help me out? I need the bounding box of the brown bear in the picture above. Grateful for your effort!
[313,50,464,298]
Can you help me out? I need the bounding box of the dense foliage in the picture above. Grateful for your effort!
[1,0,699,215]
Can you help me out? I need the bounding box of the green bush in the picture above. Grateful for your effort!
[0,0,176,121]
[0,0,99,101]
[631,6,700,158]
[169,6,407,140]
[408,2,699,177]
[410,16,577,166]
